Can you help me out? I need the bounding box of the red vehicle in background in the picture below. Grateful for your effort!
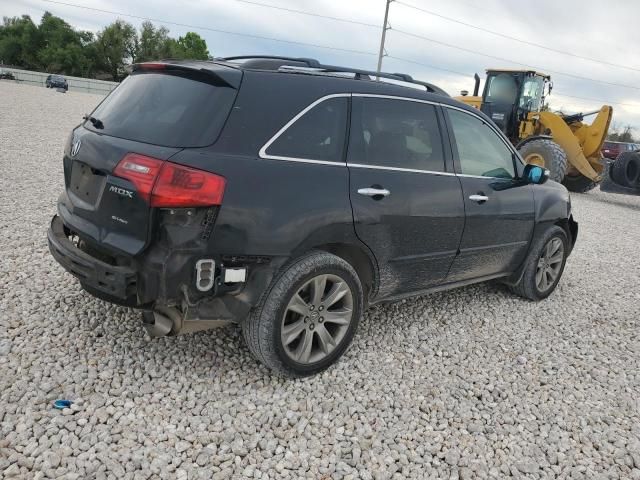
[602,141,638,160]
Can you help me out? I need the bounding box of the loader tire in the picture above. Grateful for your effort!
[611,151,640,187]
[518,139,567,183]
[562,173,599,193]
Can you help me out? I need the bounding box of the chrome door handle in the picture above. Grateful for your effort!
[358,187,390,197]
[469,194,489,202]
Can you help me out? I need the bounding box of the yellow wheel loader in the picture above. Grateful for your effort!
[456,69,612,192]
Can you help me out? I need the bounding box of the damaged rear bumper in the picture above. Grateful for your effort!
[48,215,138,303]
[48,214,282,334]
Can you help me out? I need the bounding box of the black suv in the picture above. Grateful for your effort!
[48,56,578,376]
[46,74,68,90]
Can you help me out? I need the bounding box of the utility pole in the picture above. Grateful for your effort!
[376,0,392,77]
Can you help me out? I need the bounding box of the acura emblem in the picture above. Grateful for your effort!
[71,138,81,157]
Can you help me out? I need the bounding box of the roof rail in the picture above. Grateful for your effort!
[222,55,321,67]
[219,55,449,96]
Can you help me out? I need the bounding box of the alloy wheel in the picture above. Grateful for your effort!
[281,274,353,365]
[535,237,564,292]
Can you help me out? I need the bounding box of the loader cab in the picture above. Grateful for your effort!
[480,69,549,142]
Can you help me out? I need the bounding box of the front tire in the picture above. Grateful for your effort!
[243,251,363,377]
[510,226,568,301]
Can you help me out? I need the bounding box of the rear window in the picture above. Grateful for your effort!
[264,97,348,162]
[86,72,237,148]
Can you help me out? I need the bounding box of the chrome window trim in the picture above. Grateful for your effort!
[441,104,516,152]
[347,163,456,177]
[442,104,523,180]
[258,93,351,163]
[257,92,518,180]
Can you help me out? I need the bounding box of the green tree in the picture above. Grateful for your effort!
[0,15,41,69]
[37,12,94,76]
[137,20,172,62]
[175,32,210,60]
[96,19,137,81]
[0,13,212,80]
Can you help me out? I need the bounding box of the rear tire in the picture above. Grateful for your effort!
[562,173,599,193]
[509,226,568,301]
[611,151,640,187]
[518,139,568,183]
[242,251,363,377]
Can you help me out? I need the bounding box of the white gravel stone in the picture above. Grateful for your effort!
[2,81,640,478]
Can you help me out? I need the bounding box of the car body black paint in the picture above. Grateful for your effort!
[47,59,576,322]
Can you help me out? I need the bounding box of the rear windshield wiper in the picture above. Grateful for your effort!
[83,114,104,129]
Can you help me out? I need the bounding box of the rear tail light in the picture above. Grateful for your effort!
[151,162,226,207]
[113,153,163,203]
[113,153,226,207]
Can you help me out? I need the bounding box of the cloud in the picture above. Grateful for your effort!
[9,0,640,130]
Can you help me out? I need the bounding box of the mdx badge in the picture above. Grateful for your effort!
[109,185,134,198]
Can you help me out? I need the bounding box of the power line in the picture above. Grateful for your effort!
[553,92,639,109]
[386,55,471,78]
[38,0,640,112]
[382,56,639,109]
[395,0,640,74]
[390,28,640,92]
[40,0,377,57]
[234,0,379,28]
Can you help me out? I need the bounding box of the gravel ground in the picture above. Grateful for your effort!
[1,81,640,480]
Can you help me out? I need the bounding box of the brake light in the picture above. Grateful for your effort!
[113,153,163,202]
[113,154,225,207]
[151,162,226,207]
[137,62,167,70]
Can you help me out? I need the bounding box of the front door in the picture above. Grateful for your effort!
[348,96,465,298]
[444,107,535,282]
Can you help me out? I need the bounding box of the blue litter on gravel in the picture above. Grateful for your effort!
[53,399,72,409]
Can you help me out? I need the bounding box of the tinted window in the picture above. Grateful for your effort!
[86,72,237,148]
[265,97,348,162]
[519,76,544,111]
[349,97,445,172]
[485,73,519,104]
[447,109,515,179]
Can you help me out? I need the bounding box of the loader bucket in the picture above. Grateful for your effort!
[538,106,612,181]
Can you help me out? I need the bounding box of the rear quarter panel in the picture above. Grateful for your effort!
[167,70,368,260]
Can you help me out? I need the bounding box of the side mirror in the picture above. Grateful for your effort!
[523,164,549,184]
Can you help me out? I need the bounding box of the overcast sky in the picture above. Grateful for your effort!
[6,0,640,131]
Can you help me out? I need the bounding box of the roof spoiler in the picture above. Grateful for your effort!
[130,62,241,89]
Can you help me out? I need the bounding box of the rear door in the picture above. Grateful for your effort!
[60,65,240,255]
[443,107,535,282]
[348,96,465,298]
